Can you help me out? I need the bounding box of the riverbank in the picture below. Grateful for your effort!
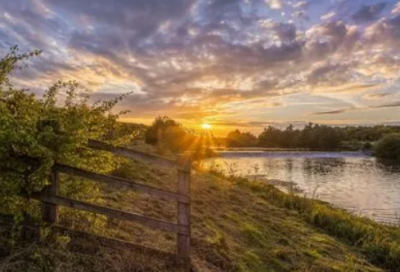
[211,138,377,153]
[2,156,400,271]
[205,152,400,225]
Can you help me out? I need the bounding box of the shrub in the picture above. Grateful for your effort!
[144,116,215,161]
[145,116,187,153]
[0,46,137,221]
[375,134,400,160]
[363,142,373,150]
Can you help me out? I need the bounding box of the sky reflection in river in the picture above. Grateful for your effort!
[206,152,400,224]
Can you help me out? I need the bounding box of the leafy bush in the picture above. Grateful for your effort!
[375,134,400,160]
[145,116,186,153]
[362,142,373,150]
[0,46,136,221]
[145,116,215,161]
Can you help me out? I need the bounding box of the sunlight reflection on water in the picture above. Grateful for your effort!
[206,151,400,225]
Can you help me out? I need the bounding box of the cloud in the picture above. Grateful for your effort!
[206,120,279,128]
[373,101,400,108]
[312,109,348,115]
[43,0,196,38]
[311,98,400,116]
[321,12,336,21]
[265,0,283,10]
[291,10,309,21]
[393,2,400,15]
[363,92,392,100]
[364,15,400,48]
[292,1,308,9]
[259,20,297,42]
[1,0,400,127]
[352,2,387,23]
[306,63,351,85]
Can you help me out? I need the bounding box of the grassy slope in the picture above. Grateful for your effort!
[1,156,398,271]
[106,160,382,272]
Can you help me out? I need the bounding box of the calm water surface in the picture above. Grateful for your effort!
[206,151,400,224]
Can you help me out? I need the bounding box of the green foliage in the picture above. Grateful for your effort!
[374,134,400,160]
[363,142,373,150]
[226,130,257,148]
[226,123,400,151]
[145,116,186,153]
[104,122,147,146]
[0,46,137,219]
[343,125,400,142]
[258,123,344,150]
[144,116,215,161]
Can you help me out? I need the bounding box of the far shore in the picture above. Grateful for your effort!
[210,147,310,152]
[210,146,373,154]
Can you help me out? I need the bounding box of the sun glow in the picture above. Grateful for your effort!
[201,123,212,130]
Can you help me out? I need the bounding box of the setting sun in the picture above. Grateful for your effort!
[201,123,212,130]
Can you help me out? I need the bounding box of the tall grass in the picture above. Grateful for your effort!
[237,179,400,271]
[205,163,400,271]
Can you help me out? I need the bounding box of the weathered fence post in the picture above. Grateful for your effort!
[177,155,191,262]
[42,169,59,224]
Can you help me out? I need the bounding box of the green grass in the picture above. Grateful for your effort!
[1,157,398,271]
[237,178,400,271]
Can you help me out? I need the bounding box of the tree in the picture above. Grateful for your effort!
[258,123,344,150]
[145,116,187,153]
[145,116,215,161]
[258,126,282,147]
[281,124,300,148]
[226,130,257,147]
[375,134,400,160]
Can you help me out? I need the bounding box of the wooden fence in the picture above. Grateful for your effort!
[34,140,192,261]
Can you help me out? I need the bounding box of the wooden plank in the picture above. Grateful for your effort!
[88,140,181,170]
[53,225,177,260]
[176,154,192,172]
[0,213,176,260]
[54,164,189,204]
[42,170,59,224]
[176,155,191,261]
[32,194,189,235]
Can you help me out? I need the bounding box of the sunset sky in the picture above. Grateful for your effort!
[1,0,400,135]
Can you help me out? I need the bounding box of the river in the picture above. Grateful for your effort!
[206,151,400,225]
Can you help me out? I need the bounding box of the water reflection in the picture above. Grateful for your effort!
[376,159,400,172]
[206,152,400,225]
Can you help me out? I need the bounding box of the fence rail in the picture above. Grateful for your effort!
[0,213,178,260]
[88,139,185,170]
[36,193,188,234]
[54,163,190,203]
[37,140,192,262]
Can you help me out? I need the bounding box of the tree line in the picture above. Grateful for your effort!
[226,123,400,151]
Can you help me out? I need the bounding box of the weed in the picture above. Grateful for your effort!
[240,223,266,247]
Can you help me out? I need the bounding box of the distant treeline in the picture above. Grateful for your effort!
[226,124,400,150]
